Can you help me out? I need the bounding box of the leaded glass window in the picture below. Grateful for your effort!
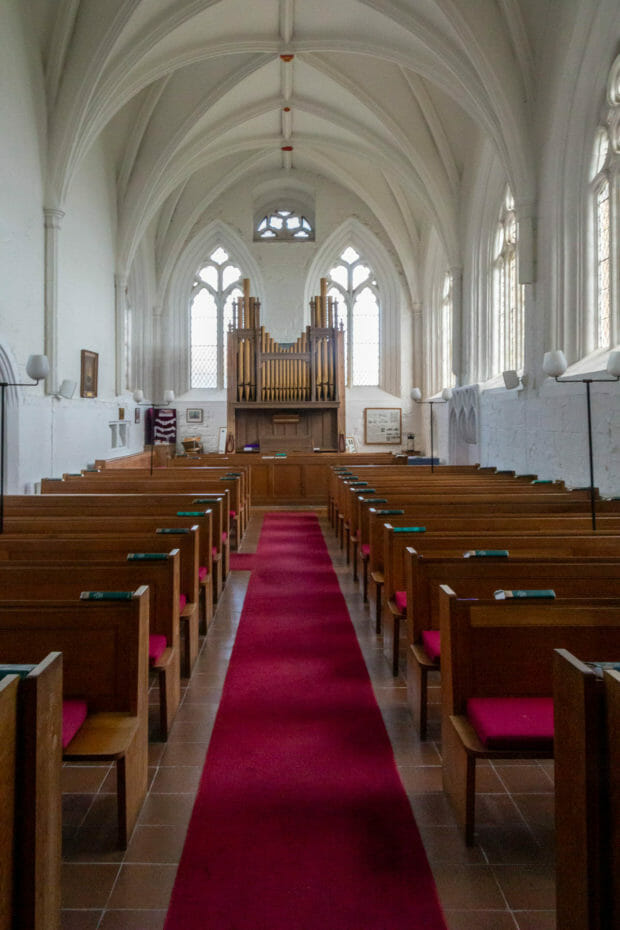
[190,248,243,388]
[327,247,380,386]
[590,125,615,350]
[492,188,524,374]
[255,208,314,241]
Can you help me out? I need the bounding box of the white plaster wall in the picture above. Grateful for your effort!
[0,1,45,359]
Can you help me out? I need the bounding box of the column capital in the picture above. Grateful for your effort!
[43,207,65,229]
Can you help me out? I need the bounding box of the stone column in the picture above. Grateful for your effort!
[43,207,65,393]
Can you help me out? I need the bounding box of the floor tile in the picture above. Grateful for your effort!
[107,864,178,909]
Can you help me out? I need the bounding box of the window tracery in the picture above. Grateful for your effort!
[190,247,243,389]
[326,246,380,386]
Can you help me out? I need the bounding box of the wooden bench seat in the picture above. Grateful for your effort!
[0,591,150,848]
[0,530,200,676]
[0,652,62,930]
[553,649,620,930]
[0,554,183,738]
[438,586,620,845]
[403,550,620,736]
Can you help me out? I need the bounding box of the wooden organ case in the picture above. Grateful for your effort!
[226,279,346,453]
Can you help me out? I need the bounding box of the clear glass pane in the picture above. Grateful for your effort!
[294,231,309,238]
[597,180,611,347]
[286,216,301,229]
[222,264,241,290]
[278,210,291,217]
[341,246,360,265]
[352,264,370,290]
[269,215,284,229]
[352,288,379,385]
[210,247,229,265]
[257,217,268,231]
[301,217,311,230]
[191,345,218,388]
[197,265,218,289]
[329,265,348,288]
[261,230,276,238]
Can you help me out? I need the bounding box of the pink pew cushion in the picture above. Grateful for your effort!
[62,699,88,749]
[394,590,407,613]
[421,630,441,663]
[361,544,370,557]
[199,565,208,581]
[179,593,187,612]
[467,696,554,750]
[212,546,218,559]
[149,634,168,665]
[222,532,228,543]
[230,510,237,519]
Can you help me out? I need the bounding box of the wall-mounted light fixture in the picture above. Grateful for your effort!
[1,354,49,532]
[410,387,452,472]
[502,369,528,390]
[53,379,76,400]
[542,349,620,530]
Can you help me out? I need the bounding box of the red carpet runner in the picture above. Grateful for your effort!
[164,512,447,930]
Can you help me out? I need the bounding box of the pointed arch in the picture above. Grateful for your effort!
[305,218,403,396]
[163,221,265,396]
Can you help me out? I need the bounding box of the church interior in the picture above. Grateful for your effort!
[1,1,620,928]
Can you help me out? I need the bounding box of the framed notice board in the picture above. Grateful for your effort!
[364,407,402,444]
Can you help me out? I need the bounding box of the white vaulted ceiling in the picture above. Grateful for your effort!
[31,0,546,296]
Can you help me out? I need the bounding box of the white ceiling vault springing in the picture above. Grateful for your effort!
[35,0,540,297]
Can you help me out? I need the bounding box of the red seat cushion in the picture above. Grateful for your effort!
[361,544,370,557]
[222,532,228,543]
[421,630,441,663]
[199,565,208,581]
[62,699,88,749]
[394,590,407,613]
[230,510,237,519]
[212,546,218,558]
[179,593,187,612]
[467,697,554,750]
[149,634,168,665]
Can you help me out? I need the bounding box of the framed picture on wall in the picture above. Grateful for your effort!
[364,407,402,444]
[186,408,203,423]
[80,350,98,398]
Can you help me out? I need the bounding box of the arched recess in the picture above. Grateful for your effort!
[305,218,404,397]
[162,220,265,396]
[0,340,26,494]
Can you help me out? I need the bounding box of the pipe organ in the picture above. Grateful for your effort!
[227,278,346,452]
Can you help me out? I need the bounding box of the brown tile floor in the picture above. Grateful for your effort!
[60,509,556,929]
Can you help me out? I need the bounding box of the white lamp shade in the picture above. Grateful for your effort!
[606,350,620,378]
[542,350,568,378]
[441,387,453,401]
[57,379,76,399]
[25,354,49,381]
[133,389,144,403]
[163,389,175,404]
[410,387,422,402]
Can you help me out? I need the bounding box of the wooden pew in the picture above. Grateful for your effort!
[0,555,182,738]
[405,550,620,737]
[0,529,201,676]
[5,491,227,617]
[0,590,149,848]
[554,649,620,930]
[438,586,620,845]
[0,654,62,930]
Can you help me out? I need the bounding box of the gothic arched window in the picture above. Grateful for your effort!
[491,187,524,374]
[590,114,618,350]
[326,246,380,386]
[190,247,243,388]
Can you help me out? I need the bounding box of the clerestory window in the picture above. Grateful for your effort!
[590,110,618,350]
[255,208,314,241]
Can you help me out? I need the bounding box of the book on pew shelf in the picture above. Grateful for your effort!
[156,528,190,534]
[464,549,509,558]
[375,509,405,515]
[356,488,376,493]
[0,664,36,680]
[176,511,207,516]
[80,591,135,600]
[494,589,556,600]
[369,498,388,503]
[531,479,553,484]
[127,552,169,560]
[587,661,620,678]
[393,526,426,533]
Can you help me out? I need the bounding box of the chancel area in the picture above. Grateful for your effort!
[1,2,620,929]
